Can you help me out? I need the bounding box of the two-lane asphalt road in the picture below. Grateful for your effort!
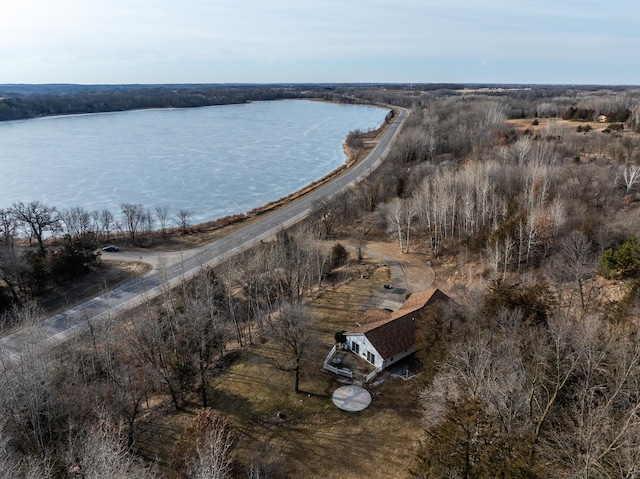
[0,106,408,360]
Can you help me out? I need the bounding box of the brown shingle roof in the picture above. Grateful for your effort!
[356,308,392,327]
[348,289,450,360]
[390,288,449,319]
[359,314,418,360]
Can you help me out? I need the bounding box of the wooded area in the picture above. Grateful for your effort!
[2,84,640,478]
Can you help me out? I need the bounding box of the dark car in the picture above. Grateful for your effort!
[102,245,119,252]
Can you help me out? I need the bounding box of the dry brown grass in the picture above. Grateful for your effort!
[507,116,635,135]
[206,262,422,479]
[135,261,422,478]
[195,244,454,478]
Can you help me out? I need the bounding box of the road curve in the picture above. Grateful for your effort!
[0,106,408,360]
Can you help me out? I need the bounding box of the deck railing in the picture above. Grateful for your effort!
[323,345,353,379]
[365,367,383,383]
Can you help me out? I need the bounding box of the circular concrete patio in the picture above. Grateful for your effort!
[332,385,372,411]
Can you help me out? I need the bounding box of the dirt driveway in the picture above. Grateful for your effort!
[362,241,435,292]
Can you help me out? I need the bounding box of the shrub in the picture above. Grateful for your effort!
[563,106,596,122]
[599,236,640,278]
[482,280,553,326]
[331,242,349,268]
[606,109,631,123]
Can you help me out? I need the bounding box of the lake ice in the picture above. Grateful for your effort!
[0,100,387,224]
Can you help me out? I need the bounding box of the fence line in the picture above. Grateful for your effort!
[322,344,353,379]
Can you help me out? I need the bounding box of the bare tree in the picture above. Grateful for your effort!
[352,213,377,262]
[404,195,418,253]
[175,209,192,234]
[106,352,152,447]
[553,230,596,313]
[143,209,154,245]
[10,201,59,256]
[268,229,324,304]
[622,164,640,194]
[66,413,157,478]
[523,164,550,211]
[354,176,384,213]
[485,239,502,278]
[0,418,21,479]
[188,419,235,479]
[0,209,22,305]
[173,408,235,479]
[128,305,183,410]
[383,197,404,253]
[0,303,58,453]
[309,197,337,239]
[120,203,144,245]
[216,258,248,347]
[179,270,230,407]
[266,302,312,393]
[90,209,101,237]
[100,208,115,242]
[482,101,509,128]
[0,209,17,249]
[60,206,91,238]
[155,205,170,239]
[512,135,533,165]
[484,236,514,280]
[539,317,640,478]
[418,324,532,478]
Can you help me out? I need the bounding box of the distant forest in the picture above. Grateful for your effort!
[0,84,305,121]
[2,82,637,122]
[0,83,407,121]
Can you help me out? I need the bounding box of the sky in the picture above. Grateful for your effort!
[1,0,639,85]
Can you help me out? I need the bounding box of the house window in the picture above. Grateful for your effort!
[351,342,359,354]
[366,351,376,365]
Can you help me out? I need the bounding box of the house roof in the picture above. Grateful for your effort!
[390,288,449,320]
[347,288,450,360]
[355,308,391,327]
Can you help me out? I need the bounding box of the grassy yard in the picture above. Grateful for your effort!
[214,265,420,478]
[136,263,424,478]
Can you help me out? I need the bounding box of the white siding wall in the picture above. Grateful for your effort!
[381,348,415,369]
[345,333,384,368]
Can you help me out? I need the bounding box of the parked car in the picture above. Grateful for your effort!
[102,245,119,252]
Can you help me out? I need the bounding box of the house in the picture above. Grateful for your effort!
[598,114,608,123]
[344,288,450,371]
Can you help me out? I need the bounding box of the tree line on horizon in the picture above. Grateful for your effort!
[0,84,304,122]
[0,83,404,122]
[3,82,639,123]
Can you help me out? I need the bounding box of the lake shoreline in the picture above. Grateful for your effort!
[142,110,391,250]
[0,100,388,223]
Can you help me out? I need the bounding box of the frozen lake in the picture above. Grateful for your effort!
[0,100,387,223]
